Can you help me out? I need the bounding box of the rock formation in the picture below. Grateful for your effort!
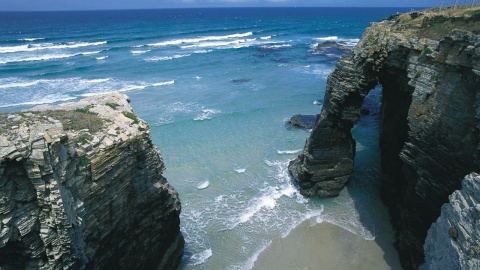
[286,114,318,130]
[289,7,480,269]
[423,173,480,270]
[0,92,184,269]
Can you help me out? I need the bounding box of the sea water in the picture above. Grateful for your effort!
[0,8,409,269]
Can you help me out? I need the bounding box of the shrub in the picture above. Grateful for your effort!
[122,111,139,124]
[105,102,120,110]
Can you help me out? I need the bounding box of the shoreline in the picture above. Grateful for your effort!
[252,219,402,270]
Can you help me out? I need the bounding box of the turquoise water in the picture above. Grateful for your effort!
[0,8,407,269]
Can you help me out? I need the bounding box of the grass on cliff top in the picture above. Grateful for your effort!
[0,107,104,134]
[393,6,480,39]
[40,109,104,133]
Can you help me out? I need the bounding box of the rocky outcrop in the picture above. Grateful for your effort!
[0,92,184,269]
[423,173,480,270]
[286,114,318,130]
[289,7,480,269]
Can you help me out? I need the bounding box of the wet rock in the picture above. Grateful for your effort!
[286,114,318,129]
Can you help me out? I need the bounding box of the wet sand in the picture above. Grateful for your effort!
[252,220,402,270]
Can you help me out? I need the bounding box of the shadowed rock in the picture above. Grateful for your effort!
[289,8,480,269]
[286,114,318,130]
[0,92,184,270]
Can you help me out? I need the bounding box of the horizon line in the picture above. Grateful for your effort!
[0,6,431,12]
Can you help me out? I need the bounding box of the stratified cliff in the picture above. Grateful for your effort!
[289,7,480,269]
[0,92,184,269]
[423,173,480,270]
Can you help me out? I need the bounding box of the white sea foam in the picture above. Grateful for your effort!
[196,181,210,190]
[313,100,322,105]
[260,36,272,40]
[85,78,111,83]
[147,31,253,47]
[189,248,213,266]
[193,50,212,54]
[20,37,45,41]
[144,54,190,61]
[194,76,202,80]
[194,109,220,121]
[0,51,100,64]
[276,149,302,155]
[280,207,325,238]
[234,168,246,174]
[231,240,272,270]
[151,80,175,86]
[0,41,107,54]
[96,56,108,60]
[259,44,292,50]
[180,38,256,50]
[0,95,76,108]
[131,49,150,54]
[315,36,338,41]
[0,81,40,89]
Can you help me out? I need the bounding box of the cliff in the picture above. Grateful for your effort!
[289,7,480,269]
[423,173,480,270]
[0,92,184,269]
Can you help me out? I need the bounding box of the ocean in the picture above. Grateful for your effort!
[0,8,409,269]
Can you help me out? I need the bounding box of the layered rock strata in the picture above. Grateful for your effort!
[289,8,480,269]
[0,92,184,269]
[423,173,480,270]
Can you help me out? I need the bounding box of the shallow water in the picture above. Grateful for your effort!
[0,8,409,269]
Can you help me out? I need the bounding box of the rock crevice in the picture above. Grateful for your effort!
[289,8,480,269]
[0,92,184,269]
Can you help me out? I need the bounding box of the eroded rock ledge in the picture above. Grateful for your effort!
[423,173,480,270]
[289,7,480,269]
[0,92,184,269]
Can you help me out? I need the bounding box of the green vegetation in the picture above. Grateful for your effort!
[75,133,93,146]
[41,110,103,132]
[105,102,120,109]
[79,155,90,167]
[390,6,480,40]
[415,71,422,79]
[423,47,433,55]
[122,111,139,124]
[74,105,96,115]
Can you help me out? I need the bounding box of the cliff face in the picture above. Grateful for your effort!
[423,173,480,270]
[289,8,480,269]
[0,92,184,269]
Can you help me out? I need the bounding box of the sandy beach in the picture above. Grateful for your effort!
[253,220,402,270]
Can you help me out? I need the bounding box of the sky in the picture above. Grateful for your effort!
[0,0,441,11]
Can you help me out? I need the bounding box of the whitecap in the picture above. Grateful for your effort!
[194,76,202,80]
[151,80,174,86]
[315,36,338,41]
[131,49,150,54]
[0,41,106,54]
[313,100,323,105]
[259,44,292,50]
[234,168,246,174]
[0,95,76,108]
[189,248,213,266]
[96,56,108,60]
[260,36,272,40]
[84,78,111,83]
[0,80,40,89]
[20,37,45,41]
[194,109,220,121]
[147,31,253,47]
[144,54,190,62]
[276,149,302,155]
[0,51,100,64]
[196,181,210,190]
